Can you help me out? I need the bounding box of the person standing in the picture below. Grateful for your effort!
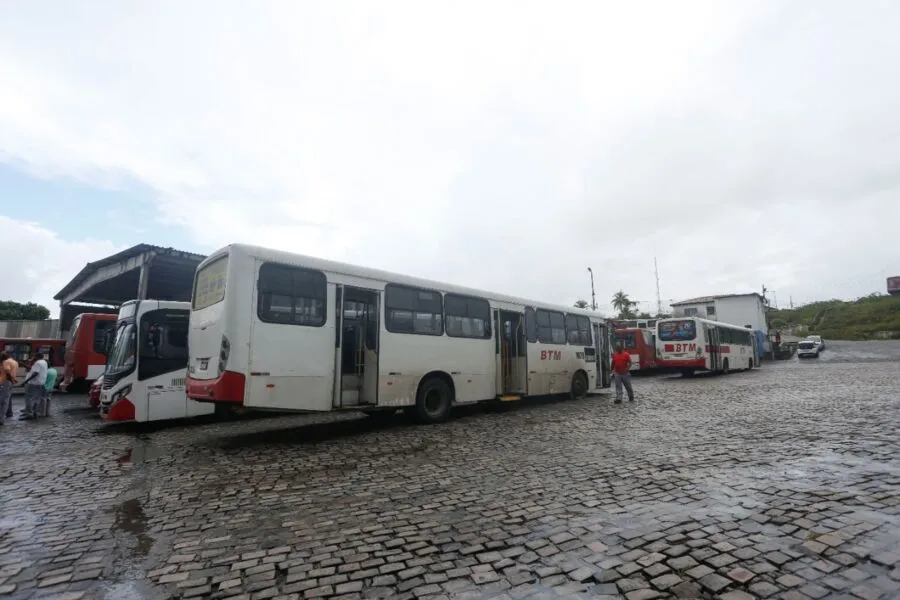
[41,364,58,418]
[0,351,19,424]
[19,353,48,420]
[610,342,635,403]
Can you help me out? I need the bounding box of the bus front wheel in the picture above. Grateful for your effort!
[570,372,588,400]
[415,377,453,424]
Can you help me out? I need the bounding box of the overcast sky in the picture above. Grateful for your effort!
[1,0,898,318]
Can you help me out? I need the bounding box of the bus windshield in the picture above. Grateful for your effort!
[107,323,137,372]
[659,320,697,342]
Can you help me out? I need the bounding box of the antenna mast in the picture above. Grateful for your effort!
[654,256,663,317]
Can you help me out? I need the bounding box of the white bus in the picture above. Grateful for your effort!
[656,316,758,376]
[100,300,215,422]
[186,244,614,423]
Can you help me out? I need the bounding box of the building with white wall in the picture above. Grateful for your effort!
[670,293,769,334]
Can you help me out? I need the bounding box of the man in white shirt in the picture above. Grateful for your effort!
[20,353,47,420]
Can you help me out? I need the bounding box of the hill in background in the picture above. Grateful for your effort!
[769,293,900,341]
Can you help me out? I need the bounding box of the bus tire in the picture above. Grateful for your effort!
[722,358,730,374]
[570,371,588,400]
[414,377,453,424]
[747,359,753,371]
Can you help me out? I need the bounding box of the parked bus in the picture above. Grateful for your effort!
[656,316,758,376]
[61,313,117,392]
[614,328,657,371]
[186,244,614,423]
[100,300,215,423]
[612,318,658,330]
[0,338,66,384]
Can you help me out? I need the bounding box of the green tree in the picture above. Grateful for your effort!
[611,290,638,319]
[0,301,50,321]
[573,299,590,309]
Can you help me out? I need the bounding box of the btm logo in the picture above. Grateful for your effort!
[540,350,562,360]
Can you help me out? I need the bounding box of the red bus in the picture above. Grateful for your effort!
[61,313,116,392]
[614,328,657,372]
[0,338,66,384]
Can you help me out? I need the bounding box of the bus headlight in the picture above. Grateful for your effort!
[110,384,132,405]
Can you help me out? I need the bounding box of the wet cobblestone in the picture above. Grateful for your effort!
[1,342,900,599]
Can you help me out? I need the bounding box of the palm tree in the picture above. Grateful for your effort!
[612,290,638,319]
[573,299,589,309]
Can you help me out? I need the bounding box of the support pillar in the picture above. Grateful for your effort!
[136,253,155,300]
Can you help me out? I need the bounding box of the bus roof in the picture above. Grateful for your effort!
[657,315,755,331]
[203,243,609,321]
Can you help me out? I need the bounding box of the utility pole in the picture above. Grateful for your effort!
[654,256,663,317]
[790,296,794,309]
[587,267,597,311]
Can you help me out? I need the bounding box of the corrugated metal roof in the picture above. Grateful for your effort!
[670,293,763,306]
[54,244,207,301]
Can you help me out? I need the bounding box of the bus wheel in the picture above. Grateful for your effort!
[747,359,753,371]
[570,372,588,400]
[722,358,730,374]
[415,377,453,424]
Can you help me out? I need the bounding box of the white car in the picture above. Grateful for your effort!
[807,335,825,350]
[797,338,821,358]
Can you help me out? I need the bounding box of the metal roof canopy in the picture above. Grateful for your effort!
[55,243,207,311]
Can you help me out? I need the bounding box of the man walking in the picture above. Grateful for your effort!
[0,351,18,425]
[20,353,48,420]
[610,342,635,403]
[41,364,58,418]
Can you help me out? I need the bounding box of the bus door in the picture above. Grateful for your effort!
[333,286,380,408]
[593,323,612,388]
[494,310,527,397]
[707,326,721,372]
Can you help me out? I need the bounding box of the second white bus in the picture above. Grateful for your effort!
[186,244,614,423]
[100,299,215,422]
[656,316,758,376]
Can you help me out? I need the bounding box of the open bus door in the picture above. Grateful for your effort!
[707,325,722,373]
[593,322,612,388]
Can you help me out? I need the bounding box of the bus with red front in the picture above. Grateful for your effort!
[61,313,117,392]
[656,316,758,377]
[614,328,657,372]
[0,338,66,384]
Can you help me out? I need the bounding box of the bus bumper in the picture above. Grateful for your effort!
[187,371,245,404]
[658,358,705,369]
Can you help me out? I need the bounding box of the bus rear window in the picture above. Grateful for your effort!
[193,256,228,310]
[615,332,637,348]
[659,320,697,341]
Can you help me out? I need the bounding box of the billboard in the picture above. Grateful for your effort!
[888,276,900,296]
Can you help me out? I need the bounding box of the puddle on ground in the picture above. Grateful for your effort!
[113,497,154,558]
[116,438,166,466]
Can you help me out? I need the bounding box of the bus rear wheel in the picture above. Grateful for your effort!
[415,377,453,424]
[570,372,588,400]
[722,358,730,374]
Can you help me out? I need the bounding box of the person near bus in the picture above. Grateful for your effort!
[19,352,48,420]
[610,342,634,403]
[0,351,19,424]
[41,365,58,418]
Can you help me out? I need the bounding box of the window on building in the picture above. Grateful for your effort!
[706,305,716,316]
[444,294,491,339]
[257,263,327,326]
[385,284,443,335]
[684,307,699,316]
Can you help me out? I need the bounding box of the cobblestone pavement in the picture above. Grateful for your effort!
[2,341,900,600]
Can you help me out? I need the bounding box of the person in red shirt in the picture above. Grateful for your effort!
[610,342,634,403]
